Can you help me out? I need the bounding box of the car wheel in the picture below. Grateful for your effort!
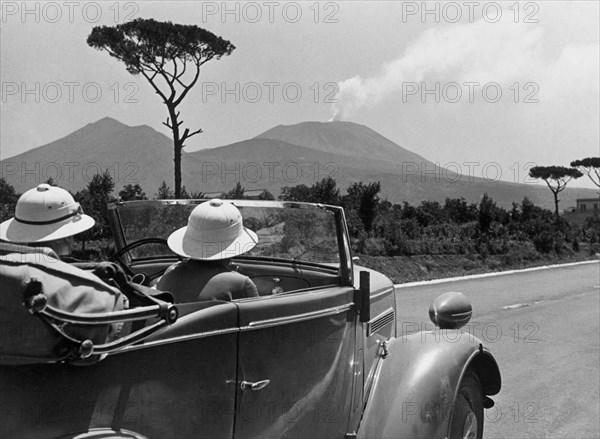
[448,371,484,439]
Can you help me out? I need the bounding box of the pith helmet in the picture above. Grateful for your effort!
[167,199,258,260]
[0,184,95,243]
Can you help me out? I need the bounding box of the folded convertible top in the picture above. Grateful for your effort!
[0,253,178,365]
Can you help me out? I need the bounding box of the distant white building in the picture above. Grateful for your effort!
[576,198,600,213]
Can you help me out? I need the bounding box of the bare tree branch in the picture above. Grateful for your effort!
[181,127,203,144]
[174,59,207,107]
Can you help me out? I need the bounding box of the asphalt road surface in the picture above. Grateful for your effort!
[394,262,600,438]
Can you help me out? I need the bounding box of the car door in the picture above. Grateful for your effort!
[233,286,358,439]
[0,301,240,439]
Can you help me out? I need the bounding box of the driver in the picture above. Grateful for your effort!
[0,184,95,260]
[157,199,259,302]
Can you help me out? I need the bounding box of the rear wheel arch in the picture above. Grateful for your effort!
[466,351,501,396]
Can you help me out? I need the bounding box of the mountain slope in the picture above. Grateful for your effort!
[1,117,179,194]
[256,121,431,165]
[1,117,596,210]
[184,137,595,209]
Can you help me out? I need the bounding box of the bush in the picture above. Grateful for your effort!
[533,231,554,253]
[486,238,509,255]
[588,243,600,256]
[360,238,387,256]
[72,239,114,261]
[478,244,489,260]
[554,236,566,255]
[345,209,365,239]
[500,241,538,266]
[584,216,600,243]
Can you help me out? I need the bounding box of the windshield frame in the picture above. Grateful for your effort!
[107,199,353,286]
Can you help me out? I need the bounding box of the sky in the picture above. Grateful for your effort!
[1,1,599,188]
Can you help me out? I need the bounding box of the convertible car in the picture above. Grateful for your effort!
[0,199,500,439]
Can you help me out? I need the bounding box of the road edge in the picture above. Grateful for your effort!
[395,259,600,288]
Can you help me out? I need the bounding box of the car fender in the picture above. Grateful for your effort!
[356,331,500,439]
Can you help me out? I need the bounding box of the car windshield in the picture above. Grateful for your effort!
[112,200,341,268]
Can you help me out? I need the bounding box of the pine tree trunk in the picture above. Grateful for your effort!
[174,145,182,199]
[168,105,182,199]
[553,192,560,223]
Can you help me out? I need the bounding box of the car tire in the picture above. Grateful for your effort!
[448,370,484,439]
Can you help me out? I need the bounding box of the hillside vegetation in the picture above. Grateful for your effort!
[1,175,598,283]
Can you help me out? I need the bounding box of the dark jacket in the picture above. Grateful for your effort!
[157,259,258,303]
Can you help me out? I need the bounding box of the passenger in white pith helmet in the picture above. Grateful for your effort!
[157,199,259,302]
[0,184,95,259]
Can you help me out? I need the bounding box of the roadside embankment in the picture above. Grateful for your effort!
[355,252,599,284]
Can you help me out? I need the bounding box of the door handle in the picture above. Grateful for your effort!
[240,379,270,391]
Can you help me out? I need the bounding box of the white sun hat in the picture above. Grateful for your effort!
[0,184,95,243]
[167,199,258,260]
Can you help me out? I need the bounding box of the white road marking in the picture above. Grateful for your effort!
[394,259,599,289]
[503,303,531,310]
[502,299,544,310]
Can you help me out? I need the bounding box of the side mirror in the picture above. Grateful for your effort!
[429,292,472,329]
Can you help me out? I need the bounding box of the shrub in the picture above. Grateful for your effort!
[479,244,489,260]
[361,238,387,256]
[500,241,538,266]
[588,243,600,256]
[533,231,554,253]
[72,239,114,261]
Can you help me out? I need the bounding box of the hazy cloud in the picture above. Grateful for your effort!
[331,19,599,120]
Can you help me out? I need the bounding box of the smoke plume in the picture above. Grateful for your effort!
[330,18,589,120]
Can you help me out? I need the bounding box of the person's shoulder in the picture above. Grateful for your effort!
[165,259,206,273]
[162,261,183,275]
[210,270,254,291]
[213,269,248,282]
[208,270,257,298]
[157,260,189,288]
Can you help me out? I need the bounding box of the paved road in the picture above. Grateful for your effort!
[394,262,600,438]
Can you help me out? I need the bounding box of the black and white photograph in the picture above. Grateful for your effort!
[1,1,599,438]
